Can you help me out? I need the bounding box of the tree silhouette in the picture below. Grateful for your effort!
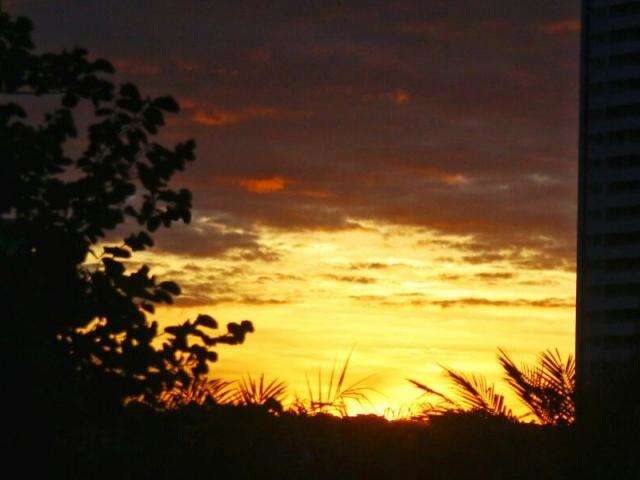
[0,8,253,416]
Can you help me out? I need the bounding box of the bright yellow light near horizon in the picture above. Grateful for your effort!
[129,222,574,416]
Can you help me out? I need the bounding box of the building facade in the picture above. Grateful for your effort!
[578,0,640,401]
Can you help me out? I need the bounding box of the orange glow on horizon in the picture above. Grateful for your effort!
[131,222,575,417]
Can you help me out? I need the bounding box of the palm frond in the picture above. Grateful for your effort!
[497,348,546,421]
[299,352,377,417]
[407,378,457,405]
[407,377,463,419]
[409,363,515,420]
[539,349,575,396]
[158,377,236,409]
[441,366,515,419]
[410,347,575,425]
[498,348,575,425]
[235,373,288,406]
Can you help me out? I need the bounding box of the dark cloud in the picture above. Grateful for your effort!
[349,293,574,309]
[348,262,392,270]
[518,279,559,287]
[432,297,574,309]
[8,1,580,268]
[349,294,400,307]
[458,243,575,272]
[159,266,290,307]
[233,295,289,306]
[474,272,516,282]
[153,216,279,261]
[437,274,462,281]
[174,293,290,308]
[173,293,220,308]
[349,293,431,307]
[323,274,377,285]
[256,273,305,283]
[434,272,518,284]
[462,253,510,265]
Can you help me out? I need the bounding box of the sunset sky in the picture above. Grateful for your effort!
[8,0,580,414]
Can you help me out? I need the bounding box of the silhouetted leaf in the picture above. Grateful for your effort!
[120,82,140,100]
[205,351,218,362]
[164,326,182,336]
[195,314,217,329]
[91,58,115,74]
[144,106,164,127]
[124,231,154,250]
[103,257,125,275]
[147,217,161,232]
[159,281,181,295]
[104,246,131,258]
[140,302,155,314]
[152,95,180,113]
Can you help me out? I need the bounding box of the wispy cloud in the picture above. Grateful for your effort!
[324,274,377,285]
[193,106,282,127]
[433,297,574,309]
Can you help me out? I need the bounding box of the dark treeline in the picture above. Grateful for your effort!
[56,407,574,479]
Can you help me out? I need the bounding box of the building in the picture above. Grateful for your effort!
[578,1,640,404]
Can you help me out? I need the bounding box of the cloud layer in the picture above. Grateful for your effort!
[10,0,580,268]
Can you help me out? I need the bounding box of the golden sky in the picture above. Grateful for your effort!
[139,221,575,414]
[9,0,580,414]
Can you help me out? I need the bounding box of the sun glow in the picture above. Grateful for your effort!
[135,221,574,415]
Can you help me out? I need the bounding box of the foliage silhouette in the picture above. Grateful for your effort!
[498,348,575,425]
[410,367,517,420]
[235,373,288,409]
[292,351,377,417]
[154,352,378,417]
[409,348,575,425]
[158,376,237,410]
[0,7,253,418]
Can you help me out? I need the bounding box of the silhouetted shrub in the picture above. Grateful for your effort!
[0,7,252,426]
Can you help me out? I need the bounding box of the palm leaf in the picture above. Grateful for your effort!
[441,366,515,418]
[159,377,236,409]
[407,378,457,406]
[408,367,515,419]
[299,351,376,417]
[498,348,547,422]
[498,348,575,425]
[235,373,288,406]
